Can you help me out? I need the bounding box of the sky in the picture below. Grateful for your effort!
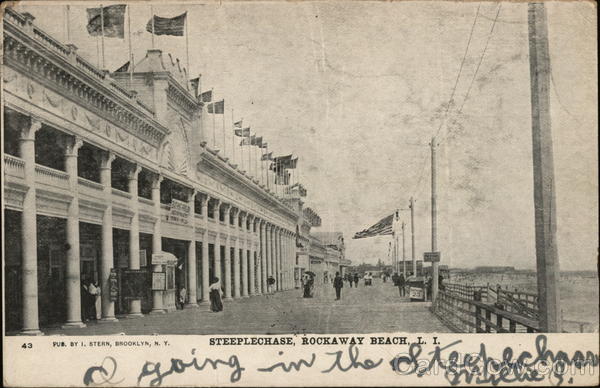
[14,1,598,270]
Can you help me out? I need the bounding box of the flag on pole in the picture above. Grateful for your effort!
[251,136,262,147]
[240,135,255,146]
[234,127,250,137]
[261,152,273,161]
[200,90,212,103]
[146,12,187,36]
[352,213,394,239]
[86,4,127,38]
[207,100,224,114]
[189,77,200,97]
[233,120,243,129]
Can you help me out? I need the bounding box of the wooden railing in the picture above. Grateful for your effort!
[443,282,489,301]
[433,290,540,333]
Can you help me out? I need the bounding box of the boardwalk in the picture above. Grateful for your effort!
[42,279,450,335]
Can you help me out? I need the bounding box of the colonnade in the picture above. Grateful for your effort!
[10,113,297,334]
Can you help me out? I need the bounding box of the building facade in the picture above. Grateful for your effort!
[3,9,303,334]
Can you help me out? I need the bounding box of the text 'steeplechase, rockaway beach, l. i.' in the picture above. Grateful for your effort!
[2,0,598,386]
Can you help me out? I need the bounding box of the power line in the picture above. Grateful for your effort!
[433,3,482,140]
[457,3,502,115]
[439,3,502,146]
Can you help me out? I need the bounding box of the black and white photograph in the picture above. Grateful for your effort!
[2,0,598,386]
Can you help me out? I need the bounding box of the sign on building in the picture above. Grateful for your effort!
[152,272,166,290]
[423,251,441,262]
[139,249,147,267]
[167,199,190,225]
[109,269,119,301]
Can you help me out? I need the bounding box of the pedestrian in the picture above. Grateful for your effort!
[302,274,312,298]
[87,280,99,320]
[398,273,406,297]
[267,275,276,293]
[392,272,399,286]
[439,273,445,292]
[209,277,223,312]
[348,274,354,288]
[178,287,187,309]
[353,272,359,287]
[333,271,343,300]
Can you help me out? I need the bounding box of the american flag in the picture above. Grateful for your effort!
[353,213,394,239]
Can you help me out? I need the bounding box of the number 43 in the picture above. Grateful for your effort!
[21,343,32,349]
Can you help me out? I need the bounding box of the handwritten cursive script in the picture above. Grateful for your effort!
[83,356,124,386]
[390,335,599,386]
[137,349,244,386]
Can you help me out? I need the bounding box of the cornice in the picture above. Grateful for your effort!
[3,12,170,148]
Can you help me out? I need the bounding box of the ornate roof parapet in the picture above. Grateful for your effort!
[3,7,168,147]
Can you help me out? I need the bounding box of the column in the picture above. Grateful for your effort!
[265,223,272,293]
[201,195,210,304]
[99,152,117,321]
[254,218,262,295]
[233,208,241,298]
[213,199,221,287]
[275,227,281,292]
[223,204,232,300]
[150,175,165,314]
[185,189,198,308]
[127,164,143,317]
[240,212,249,297]
[63,136,85,328]
[260,220,267,294]
[284,232,289,290]
[248,215,256,295]
[19,117,42,335]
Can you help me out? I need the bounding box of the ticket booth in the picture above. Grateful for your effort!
[151,252,178,312]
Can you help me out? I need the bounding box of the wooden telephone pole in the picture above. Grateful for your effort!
[528,2,561,332]
[409,197,416,275]
[430,136,439,302]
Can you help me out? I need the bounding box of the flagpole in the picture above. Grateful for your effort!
[65,5,70,43]
[222,100,226,157]
[127,4,133,88]
[254,146,258,182]
[266,146,270,190]
[150,5,155,49]
[231,109,235,166]
[100,4,105,69]
[185,13,190,86]
[212,92,216,149]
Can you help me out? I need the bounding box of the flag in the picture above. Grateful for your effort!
[233,120,243,129]
[146,12,187,36]
[189,77,200,97]
[200,90,212,103]
[234,127,250,137]
[251,136,262,147]
[234,128,249,137]
[261,152,273,161]
[207,100,224,114]
[86,4,127,38]
[240,135,255,146]
[352,213,394,239]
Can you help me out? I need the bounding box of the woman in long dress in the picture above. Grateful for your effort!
[209,277,223,312]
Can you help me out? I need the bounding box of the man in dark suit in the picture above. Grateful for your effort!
[333,271,344,300]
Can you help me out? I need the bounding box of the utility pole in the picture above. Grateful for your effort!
[528,2,561,332]
[402,221,406,276]
[430,136,439,302]
[410,197,416,275]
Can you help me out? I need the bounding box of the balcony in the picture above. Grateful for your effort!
[4,154,25,180]
[35,164,69,190]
